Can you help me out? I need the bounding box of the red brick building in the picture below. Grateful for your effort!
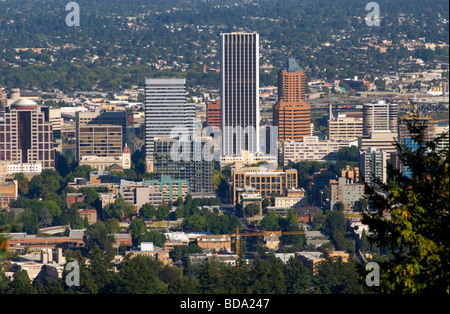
[206,100,221,128]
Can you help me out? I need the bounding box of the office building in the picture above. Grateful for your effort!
[273,58,311,142]
[0,99,54,170]
[77,124,123,160]
[434,125,449,152]
[76,109,127,160]
[328,113,363,140]
[359,147,387,185]
[358,131,398,154]
[144,78,195,160]
[153,137,214,194]
[231,167,298,205]
[397,115,437,178]
[206,100,221,128]
[281,136,358,165]
[363,101,398,137]
[79,143,131,171]
[0,88,6,109]
[221,32,260,156]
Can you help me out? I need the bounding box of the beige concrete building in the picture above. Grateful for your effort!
[281,136,357,165]
[231,167,298,205]
[0,179,18,211]
[196,235,232,252]
[358,131,398,154]
[77,209,98,225]
[328,113,363,140]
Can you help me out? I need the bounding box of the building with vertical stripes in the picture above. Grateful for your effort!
[221,32,260,157]
[0,99,54,171]
[144,78,195,160]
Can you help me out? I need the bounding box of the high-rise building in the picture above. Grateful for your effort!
[363,101,398,137]
[221,32,260,156]
[144,78,195,160]
[0,99,54,170]
[153,137,214,195]
[358,131,398,154]
[206,100,221,128]
[328,113,363,140]
[76,109,127,160]
[0,88,6,109]
[359,147,387,185]
[273,58,311,142]
[434,125,449,152]
[397,115,437,178]
[77,124,123,160]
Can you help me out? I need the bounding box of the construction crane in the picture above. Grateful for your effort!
[228,227,306,263]
[403,90,418,114]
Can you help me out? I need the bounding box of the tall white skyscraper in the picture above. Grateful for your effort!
[221,32,260,157]
[363,100,398,137]
[145,78,195,160]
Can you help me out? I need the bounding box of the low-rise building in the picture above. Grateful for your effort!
[330,177,364,211]
[66,193,86,208]
[127,242,172,266]
[231,167,298,205]
[77,209,98,225]
[196,234,231,252]
[281,136,357,164]
[0,179,18,211]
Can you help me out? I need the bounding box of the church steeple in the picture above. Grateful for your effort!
[122,143,131,169]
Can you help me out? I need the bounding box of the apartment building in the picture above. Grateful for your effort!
[330,177,364,211]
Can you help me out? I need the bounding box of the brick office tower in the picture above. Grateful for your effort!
[0,99,54,169]
[273,58,311,142]
[206,100,221,128]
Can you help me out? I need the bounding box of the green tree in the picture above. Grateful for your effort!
[139,203,157,220]
[244,203,260,217]
[8,270,36,294]
[156,203,170,220]
[284,257,311,294]
[313,256,364,294]
[88,245,116,293]
[104,197,135,221]
[259,211,281,231]
[13,173,29,196]
[129,219,147,246]
[115,255,167,294]
[105,218,121,234]
[182,214,207,232]
[140,230,167,248]
[83,221,115,254]
[362,116,449,294]
[14,210,39,234]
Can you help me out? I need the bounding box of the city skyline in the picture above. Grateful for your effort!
[0,0,448,299]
